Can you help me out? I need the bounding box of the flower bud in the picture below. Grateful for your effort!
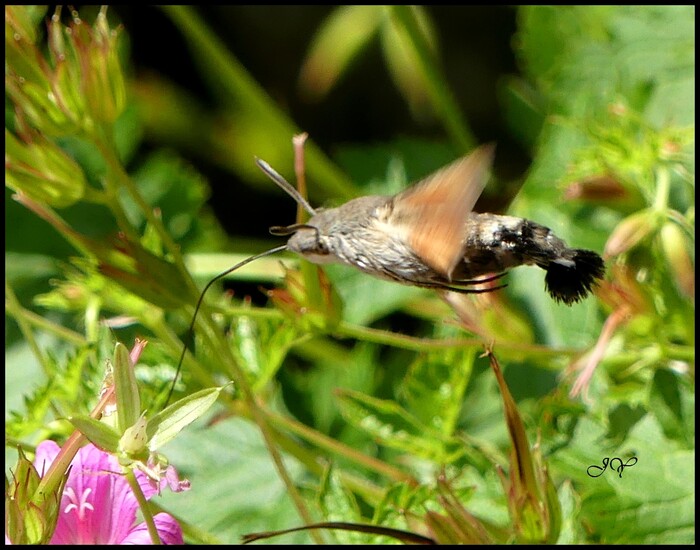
[5,446,67,544]
[119,415,149,455]
[604,210,655,258]
[563,174,628,203]
[5,129,87,207]
[659,221,694,300]
[5,6,126,138]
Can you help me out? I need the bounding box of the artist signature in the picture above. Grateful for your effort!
[587,457,638,478]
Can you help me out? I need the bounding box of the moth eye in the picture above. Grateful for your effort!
[315,238,329,255]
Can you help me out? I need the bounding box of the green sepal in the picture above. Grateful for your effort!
[68,416,121,453]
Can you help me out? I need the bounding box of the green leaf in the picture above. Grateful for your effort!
[124,150,210,242]
[648,368,694,447]
[298,6,383,100]
[336,388,462,463]
[317,468,364,544]
[380,6,437,119]
[516,5,695,122]
[550,415,694,544]
[555,481,586,544]
[147,386,224,451]
[6,343,99,443]
[229,315,301,392]
[113,342,140,434]
[68,416,121,452]
[399,344,477,437]
[324,265,426,326]
[154,416,308,544]
[373,482,432,528]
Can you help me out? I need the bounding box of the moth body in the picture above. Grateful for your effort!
[261,144,605,305]
[287,195,436,283]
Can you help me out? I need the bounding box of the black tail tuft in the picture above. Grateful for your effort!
[544,249,605,305]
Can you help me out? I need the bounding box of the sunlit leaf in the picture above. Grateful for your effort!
[147,386,224,451]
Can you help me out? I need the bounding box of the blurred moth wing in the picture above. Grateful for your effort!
[386,144,495,279]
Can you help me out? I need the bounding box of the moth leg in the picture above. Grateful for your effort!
[443,283,508,294]
[410,280,508,294]
[449,272,507,285]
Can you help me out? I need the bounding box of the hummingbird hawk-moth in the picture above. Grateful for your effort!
[167,144,604,404]
[260,144,605,305]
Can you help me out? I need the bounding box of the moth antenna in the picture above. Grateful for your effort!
[269,223,316,236]
[161,244,288,409]
[256,158,316,216]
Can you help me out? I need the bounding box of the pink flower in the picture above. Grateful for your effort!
[34,441,184,545]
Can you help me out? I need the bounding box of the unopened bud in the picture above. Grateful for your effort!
[119,415,149,455]
[604,211,655,258]
[5,129,87,207]
[659,222,694,300]
[563,175,628,203]
[5,6,126,138]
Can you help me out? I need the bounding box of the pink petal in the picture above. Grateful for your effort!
[34,440,61,476]
[120,513,184,545]
[32,441,183,545]
[49,443,139,544]
[164,465,191,493]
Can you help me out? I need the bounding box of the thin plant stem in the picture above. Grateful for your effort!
[262,405,417,484]
[5,281,51,377]
[9,304,87,346]
[35,385,115,503]
[160,5,357,202]
[124,469,161,545]
[95,139,198,300]
[389,6,477,152]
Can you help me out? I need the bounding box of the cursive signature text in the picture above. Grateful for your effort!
[587,457,638,478]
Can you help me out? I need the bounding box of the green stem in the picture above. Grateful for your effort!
[35,386,115,503]
[13,304,87,346]
[125,469,161,544]
[262,406,416,484]
[5,282,51,377]
[653,165,671,212]
[661,343,695,363]
[389,6,477,152]
[160,5,357,201]
[335,321,582,357]
[96,139,199,300]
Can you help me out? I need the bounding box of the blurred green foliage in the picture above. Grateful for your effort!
[5,5,694,545]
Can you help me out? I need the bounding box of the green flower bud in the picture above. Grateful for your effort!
[5,129,87,207]
[604,210,655,258]
[659,221,694,300]
[119,415,149,455]
[5,6,126,138]
[5,446,67,544]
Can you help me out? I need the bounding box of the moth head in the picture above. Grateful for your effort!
[269,222,333,263]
